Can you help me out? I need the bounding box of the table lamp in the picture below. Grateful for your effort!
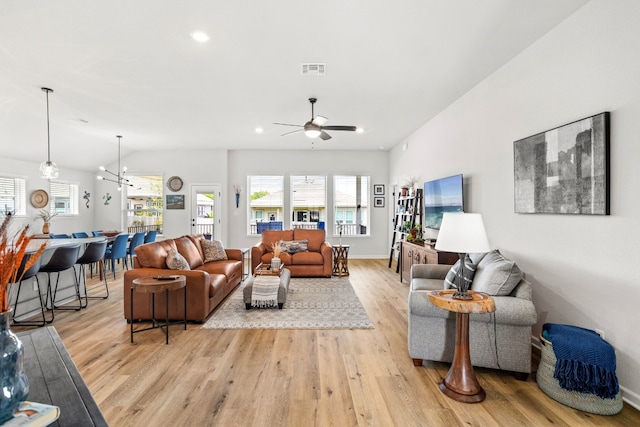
[435,213,490,300]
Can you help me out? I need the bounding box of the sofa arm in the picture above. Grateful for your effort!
[225,248,242,261]
[410,264,450,281]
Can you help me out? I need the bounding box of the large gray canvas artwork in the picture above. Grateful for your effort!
[514,112,610,215]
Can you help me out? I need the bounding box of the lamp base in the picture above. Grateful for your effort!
[452,291,473,300]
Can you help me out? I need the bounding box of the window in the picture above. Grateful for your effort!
[291,175,326,230]
[248,176,283,234]
[334,175,369,236]
[0,176,26,216]
[125,175,163,234]
[49,181,79,215]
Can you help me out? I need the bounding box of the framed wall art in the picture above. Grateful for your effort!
[373,184,385,195]
[166,194,185,210]
[514,112,610,215]
[374,197,385,208]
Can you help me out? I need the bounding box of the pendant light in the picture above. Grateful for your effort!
[97,135,133,191]
[39,87,59,179]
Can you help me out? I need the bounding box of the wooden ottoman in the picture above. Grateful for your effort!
[243,267,291,309]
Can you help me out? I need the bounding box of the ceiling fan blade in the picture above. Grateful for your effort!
[273,122,303,127]
[321,125,357,132]
[312,115,328,126]
[281,129,304,137]
[319,131,332,141]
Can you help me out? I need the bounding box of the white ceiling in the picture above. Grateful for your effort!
[0,0,587,172]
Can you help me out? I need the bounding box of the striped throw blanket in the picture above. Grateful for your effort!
[251,275,280,308]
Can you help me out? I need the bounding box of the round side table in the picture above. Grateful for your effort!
[131,275,187,345]
[332,245,350,277]
[428,289,495,403]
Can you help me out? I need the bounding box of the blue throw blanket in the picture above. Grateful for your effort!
[542,323,619,399]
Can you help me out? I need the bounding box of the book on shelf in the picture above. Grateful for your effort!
[1,401,60,427]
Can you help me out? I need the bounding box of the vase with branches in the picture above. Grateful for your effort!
[0,214,47,422]
[271,241,283,270]
[35,209,57,234]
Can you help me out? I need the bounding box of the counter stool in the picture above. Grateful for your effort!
[73,240,109,304]
[11,255,49,326]
[130,275,187,345]
[40,244,82,320]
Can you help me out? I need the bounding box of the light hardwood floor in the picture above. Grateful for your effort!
[13,259,640,426]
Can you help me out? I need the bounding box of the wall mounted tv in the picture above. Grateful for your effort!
[424,174,464,230]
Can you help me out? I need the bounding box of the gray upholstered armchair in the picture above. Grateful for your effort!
[407,250,537,379]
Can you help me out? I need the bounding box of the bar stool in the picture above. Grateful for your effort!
[40,244,82,319]
[11,255,49,326]
[73,240,109,304]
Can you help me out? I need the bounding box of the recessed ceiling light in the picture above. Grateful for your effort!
[255,127,264,134]
[191,31,209,43]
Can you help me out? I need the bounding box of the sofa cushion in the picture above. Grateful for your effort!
[135,240,177,269]
[201,239,228,262]
[471,249,523,296]
[279,239,308,254]
[262,230,294,251]
[290,251,324,265]
[174,236,204,269]
[293,229,325,252]
[444,254,476,290]
[166,248,191,270]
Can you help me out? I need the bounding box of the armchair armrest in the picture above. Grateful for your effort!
[410,264,450,281]
[251,242,269,273]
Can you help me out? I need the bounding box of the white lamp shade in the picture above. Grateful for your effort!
[435,213,490,254]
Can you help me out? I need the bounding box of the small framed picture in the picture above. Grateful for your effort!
[373,184,385,195]
[374,197,385,208]
[166,194,185,209]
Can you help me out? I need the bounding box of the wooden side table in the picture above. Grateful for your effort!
[131,275,187,344]
[428,289,495,403]
[332,245,350,277]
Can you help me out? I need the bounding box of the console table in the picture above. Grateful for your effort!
[399,240,457,283]
[16,327,107,426]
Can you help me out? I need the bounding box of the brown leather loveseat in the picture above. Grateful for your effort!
[123,234,242,323]
[251,229,332,277]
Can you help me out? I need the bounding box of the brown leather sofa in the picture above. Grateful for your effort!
[251,229,332,277]
[123,235,242,323]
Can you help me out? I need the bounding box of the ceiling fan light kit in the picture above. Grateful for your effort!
[274,97,358,141]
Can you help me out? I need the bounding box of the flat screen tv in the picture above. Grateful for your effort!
[423,174,464,230]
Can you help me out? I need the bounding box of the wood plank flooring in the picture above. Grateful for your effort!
[12,259,640,426]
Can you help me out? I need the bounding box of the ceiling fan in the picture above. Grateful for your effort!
[274,98,357,140]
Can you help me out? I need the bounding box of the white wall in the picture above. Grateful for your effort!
[227,150,389,257]
[0,156,96,235]
[95,149,228,241]
[390,0,640,406]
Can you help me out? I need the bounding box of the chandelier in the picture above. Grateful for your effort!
[39,87,59,179]
[97,135,134,191]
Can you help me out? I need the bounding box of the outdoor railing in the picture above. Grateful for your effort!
[250,222,366,235]
[127,224,162,234]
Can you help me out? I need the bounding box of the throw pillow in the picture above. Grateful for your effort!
[201,239,228,262]
[279,239,309,254]
[166,248,191,270]
[444,254,476,290]
[471,249,523,295]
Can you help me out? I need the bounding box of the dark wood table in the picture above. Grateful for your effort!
[428,290,495,403]
[16,327,108,426]
[332,245,350,277]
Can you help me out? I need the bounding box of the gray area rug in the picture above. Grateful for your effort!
[202,277,373,329]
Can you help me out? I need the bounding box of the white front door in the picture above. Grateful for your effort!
[190,185,221,239]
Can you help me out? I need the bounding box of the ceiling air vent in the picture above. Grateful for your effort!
[301,63,326,76]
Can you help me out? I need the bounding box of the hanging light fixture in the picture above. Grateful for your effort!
[97,135,134,191]
[39,87,59,179]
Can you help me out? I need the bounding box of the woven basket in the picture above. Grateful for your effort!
[537,334,623,415]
